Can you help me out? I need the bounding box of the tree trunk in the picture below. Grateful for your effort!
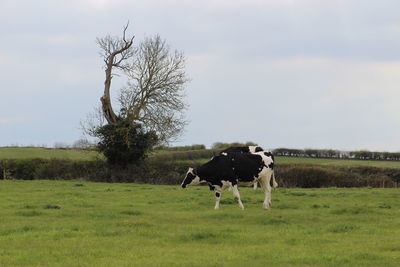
[98,23,134,125]
[101,61,118,124]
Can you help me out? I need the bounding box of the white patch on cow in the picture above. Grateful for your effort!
[220,180,232,190]
[189,176,201,186]
[221,152,228,156]
[248,146,257,153]
[259,166,274,210]
[253,151,273,169]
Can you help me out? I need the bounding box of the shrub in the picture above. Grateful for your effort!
[275,164,395,188]
[94,120,158,166]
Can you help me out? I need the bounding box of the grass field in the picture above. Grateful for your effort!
[0,180,399,266]
[0,147,100,161]
[277,156,400,168]
[2,147,400,169]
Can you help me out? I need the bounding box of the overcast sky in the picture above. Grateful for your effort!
[1,0,400,151]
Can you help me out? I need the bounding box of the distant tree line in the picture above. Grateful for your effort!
[273,148,400,161]
[211,142,258,150]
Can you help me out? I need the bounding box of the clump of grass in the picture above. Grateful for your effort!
[43,204,61,209]
[378,203,391,209]
[16,210,42,217]
[385,246,400,252]
[275,204,299,209]
[331,207,371,215]
[23,205,36,209]
[220,199,236,204]
[311,204,330,209]
[0,226,34,236]
[121,210,142,216]
[283,191,319,197]
[328,224,359,233]
[256,217,289,225]
[21,225,34,232]
[286,192,308,196]
[209,213,244,220]
[191,232,218,240]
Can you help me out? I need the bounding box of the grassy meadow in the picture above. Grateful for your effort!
[1,180,399,266]
[278,156,400,169]
[0,147,100,161]
[2,146,400,169]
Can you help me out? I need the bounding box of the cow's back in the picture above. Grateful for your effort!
[197,155,234,182]
[230,153,265,182]
[220,146,264,154]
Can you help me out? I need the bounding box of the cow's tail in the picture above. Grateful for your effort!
[270,171,278,188]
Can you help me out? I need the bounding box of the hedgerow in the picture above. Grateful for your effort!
[1,158,399,188]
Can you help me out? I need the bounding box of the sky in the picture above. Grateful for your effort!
[1,0,400,151]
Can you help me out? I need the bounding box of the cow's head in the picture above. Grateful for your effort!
[181,168,200,188]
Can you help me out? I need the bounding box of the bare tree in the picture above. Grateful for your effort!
[119,35,188,143]
[80,104,106,137]
[85,24,188,148]
[97,22,135,124]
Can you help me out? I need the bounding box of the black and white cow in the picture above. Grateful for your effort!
[181,151,277,210]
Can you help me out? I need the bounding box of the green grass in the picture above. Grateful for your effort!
[0,147,100,160]
[276,156,400,168]
[175,156,400,169]
[2,147,400,168]
[0,180,399,266]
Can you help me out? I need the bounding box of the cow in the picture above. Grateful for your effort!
[181,151,277,210]
[219,146,278,190]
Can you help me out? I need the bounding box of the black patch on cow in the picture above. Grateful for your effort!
[182,172,197,188]
[264,151,275,161]
[208,184,215,191]
[268,162,274,169]
[264,151,272,157]
[215,192,221,198]
[230,153,265,182]
[255,146,263,152]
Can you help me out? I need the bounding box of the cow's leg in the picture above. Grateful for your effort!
[259,174,272,210]
[214,190,222,210]
[253,181,258,190]
[231,184,245,210]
